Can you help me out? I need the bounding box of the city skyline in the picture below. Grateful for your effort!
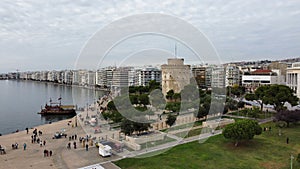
[1,1,300,73]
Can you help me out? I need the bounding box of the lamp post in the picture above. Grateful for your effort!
[75,115,77,127]
[86,103,89,119]
[291,154,294,169]
[146,135,148,152]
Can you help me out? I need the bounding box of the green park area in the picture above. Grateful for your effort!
[115,122,300,169]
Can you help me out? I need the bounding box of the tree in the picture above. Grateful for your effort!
[237,101,245,109]
[297,153,300,163]
[227,85,246,97]
[226,99,238,111]
[120,119,150,136]
[107,101,116,111]
[129,95,139,105]
[248,107,260,119]
[195,106,208,120]
[109,110,123,123]
[173,93,181,102]
[139,94,149,105]
[223,119,262,146]
[148,80,161,91]
[245,85,298,111]
[166,114,177,127]
[244,93,257,103]
[165,102,181,112]
[133,121,150,135]
[129,86,136,94]
[120,119,135,136]
[275,110,300,127]
[102,110,123,123]
[166,89,174,100]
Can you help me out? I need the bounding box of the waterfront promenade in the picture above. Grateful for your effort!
[0,117,119,169]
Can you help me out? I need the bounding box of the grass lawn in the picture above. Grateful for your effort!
[115,122,300,169]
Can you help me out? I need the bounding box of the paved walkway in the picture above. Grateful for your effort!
[223,114,256,120]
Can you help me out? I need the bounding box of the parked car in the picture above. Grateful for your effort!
[52,132,67,139]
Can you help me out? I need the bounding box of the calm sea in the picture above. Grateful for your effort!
[0,80,105,135]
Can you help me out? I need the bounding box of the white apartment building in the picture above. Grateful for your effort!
[87,71,96,87]
[211,66,225,88]
[96,67,115,88]
[242,69,278,91]
[135,67,161,86]
[111,67,129,89]
[40,71,48,81]
[63,70,73,85]
[225,64,241,87]
[72,70,88,86]
[286,62,300,98]
[128,68,136,87]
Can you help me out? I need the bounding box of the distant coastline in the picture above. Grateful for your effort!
[1,79,110,92]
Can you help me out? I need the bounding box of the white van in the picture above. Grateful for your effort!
[98,143,112,157]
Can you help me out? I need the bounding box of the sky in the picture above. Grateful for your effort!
[1,0,300,73]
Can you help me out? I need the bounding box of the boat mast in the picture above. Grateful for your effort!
[58,94,62,106]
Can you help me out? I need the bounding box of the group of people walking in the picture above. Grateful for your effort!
[43,149,53,157]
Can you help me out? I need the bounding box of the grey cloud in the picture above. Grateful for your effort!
[0,0,300,72]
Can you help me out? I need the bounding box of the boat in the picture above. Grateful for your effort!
[38,97,76,115]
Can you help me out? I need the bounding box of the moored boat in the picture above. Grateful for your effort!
[38,98,76,115]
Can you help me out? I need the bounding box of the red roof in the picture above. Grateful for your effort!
[251,69,273,75]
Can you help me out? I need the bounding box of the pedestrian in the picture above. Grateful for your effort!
[26,128,29,134]
[44,149,48,157]
[67,142,71,149]
[286,137,289,144]
[40,141,43,147]
[73,142,77,149]
[37,138,40,144]
[43,140,46,146]
[49,150,52,156]
[85,144,88,151]
[23,143,27,150]
[72,135,74,140]
[75,134,77,140]
[269,126,271,131]
[69,136,71,141]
